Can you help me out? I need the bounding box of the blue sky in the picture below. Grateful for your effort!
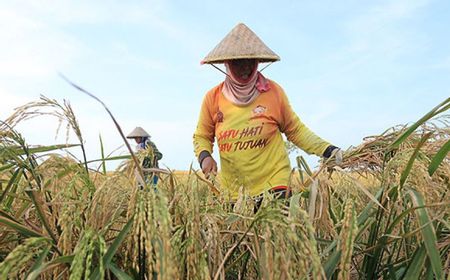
[1,0,449,171]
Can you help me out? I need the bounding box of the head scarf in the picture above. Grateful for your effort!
[222,61,270,106]
[137,137,149,151]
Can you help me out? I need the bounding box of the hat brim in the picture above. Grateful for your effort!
[201,55,280,65]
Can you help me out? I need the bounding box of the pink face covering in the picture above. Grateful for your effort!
[222,60,270,106]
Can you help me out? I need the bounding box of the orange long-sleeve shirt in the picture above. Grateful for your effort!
[193,80,330,198]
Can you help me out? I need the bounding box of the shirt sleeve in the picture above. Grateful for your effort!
[277,85,331,156]
[193,91,216,158]
[150,141,163,160]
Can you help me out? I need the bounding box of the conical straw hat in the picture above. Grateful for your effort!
[127,127,150,138]
[201,23,280,64]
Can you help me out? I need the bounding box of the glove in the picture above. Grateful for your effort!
[333,148,343,165]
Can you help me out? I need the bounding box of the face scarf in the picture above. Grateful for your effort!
[222,61,270,106]
[137,137,149,150]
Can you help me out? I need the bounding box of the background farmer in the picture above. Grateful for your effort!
[193,23,342,200]
[127,127,163,185]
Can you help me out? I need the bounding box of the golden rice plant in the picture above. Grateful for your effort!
[0,90,448,279]
[123,165,178,279]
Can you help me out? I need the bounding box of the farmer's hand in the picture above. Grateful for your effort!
[201,156,217,178]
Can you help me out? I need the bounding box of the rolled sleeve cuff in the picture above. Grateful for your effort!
[198,150,212,166]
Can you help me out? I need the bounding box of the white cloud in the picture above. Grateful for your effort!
[0,7,83,78]
[344,0,430,56]
[1,0,165,25]
[0,0,174,80]
[346,0,430,34]
[295,0,433,98]
[0,0,206,79]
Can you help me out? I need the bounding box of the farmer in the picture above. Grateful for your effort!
[127,127,163,185]
[193,23,342,200]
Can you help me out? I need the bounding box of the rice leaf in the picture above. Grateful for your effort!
[1,144,80,157]
[99,134,106,175]
[25,190,58,245]
[84,155,131,164]
[25,247,50,280]
[27,144,80,154]
[389,97,449,149]
[0,167,21,204]
[357,187,384,226]
[47,255,74,265]
[108,262,133,280]
[334,166,385,210]
[308,179,318,220]
[403,245,426,280]
[0,163,14,172]
[400,132,432,187]
[0,209,20,222]
[323,250,341,279]
[90,216,134,280]
[407,189,443,279]
[386,204,438,234]
[0,216,43,238]
[33,254,74,276]
[103,217,134,265]
[297,155,312,176]
[428,138,450,176]
[288,193,301,217]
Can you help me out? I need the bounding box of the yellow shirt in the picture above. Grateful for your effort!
[193,80,330,198]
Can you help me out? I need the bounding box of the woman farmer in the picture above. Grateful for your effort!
[127,127,163,185]
[193,23,342,200]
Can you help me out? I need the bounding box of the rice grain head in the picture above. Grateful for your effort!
[0,237,50,279]
[338,199,358,280]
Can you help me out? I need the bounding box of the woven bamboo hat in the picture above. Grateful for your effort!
[126,127,150,138]
[201,23,280,64]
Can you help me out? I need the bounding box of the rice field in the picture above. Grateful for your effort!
[0,95,449,279]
